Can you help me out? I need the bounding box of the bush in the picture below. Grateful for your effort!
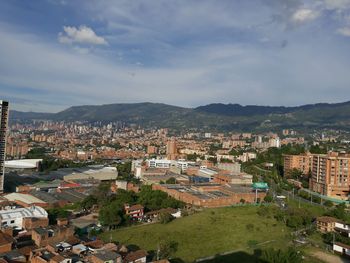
[261,247,303,263]
[159,212,174,224]
[323,200,334,207]
[246,224,254,231]
[264,194,273,203]
[181,209,189,217]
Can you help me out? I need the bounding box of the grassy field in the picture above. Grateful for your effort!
[100,206,292,262]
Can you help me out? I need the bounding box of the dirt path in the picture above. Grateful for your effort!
[311,251,350,263]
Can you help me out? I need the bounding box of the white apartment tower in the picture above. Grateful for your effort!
[0,101,9,193]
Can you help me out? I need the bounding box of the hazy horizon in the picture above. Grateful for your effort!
[9,99,350,114]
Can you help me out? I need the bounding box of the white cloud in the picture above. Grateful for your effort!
[291,9,319,23]
[337,26,350,36]
[58,25,107,45]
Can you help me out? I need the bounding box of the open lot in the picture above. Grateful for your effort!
[100,206,292,262]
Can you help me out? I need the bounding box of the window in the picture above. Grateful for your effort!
[10,220,14,224]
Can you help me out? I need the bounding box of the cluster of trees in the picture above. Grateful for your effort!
[208,143,222,155]
[26,147,47,159]
[80,183,184,228]
[39,158,86,173]
[26,147,87,173]
[325,203,350,222]
[160,177,177,184]
[309,144,327,154]
[254,144,305,167]
[228,147,244,156]
[186,153,201,161]
[116,161,139,183]
[257,206,314,230]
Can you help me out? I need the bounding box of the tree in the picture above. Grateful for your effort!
[264,194,273,203]
[207,157,217,164]
[326,203,348,222]
[80,195,98,211]
[187,153,199,161]
[323,200,334,207]
[309,145,327,154]
[158,240,178,259]
[260,247,302,263]
[137,185,184,211]
[165,177,177,184]
[290,168,303,180]
[117,161,134,182]
[159,212,174,224]
[94,182,112,204]
[99,203,123,229]
[47,208,70,225]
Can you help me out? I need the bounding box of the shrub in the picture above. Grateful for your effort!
[323,200,334,207]
[246,223,254,231]
[159,212,174,224]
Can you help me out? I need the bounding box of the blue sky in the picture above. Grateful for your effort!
[1,0,350,112]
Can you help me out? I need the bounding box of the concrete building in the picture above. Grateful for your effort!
[213,173,253,185]
[176,160,195,172]
[316,216,338,233]
[63,166,118,182]
[283,153,312,177]
[217,163,241,174]
[147,159,172,169]
[0,206,48,230]
[0,100,9,193]
[3,193,47,208]
[198,168,219,181]
[153,183,266,208]
[310,152,350,199]
[166,138,177,160]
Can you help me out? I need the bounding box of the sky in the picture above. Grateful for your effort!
[1,0,350,112]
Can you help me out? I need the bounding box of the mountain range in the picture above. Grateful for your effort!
[10,101,350,131]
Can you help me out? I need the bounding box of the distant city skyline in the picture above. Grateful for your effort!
[1,0,350,112]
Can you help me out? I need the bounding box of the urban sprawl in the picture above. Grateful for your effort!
[1,100,350,262]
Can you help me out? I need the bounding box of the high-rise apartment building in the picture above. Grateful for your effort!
[283,153,313,177]
[166,138,177,160]
[0,101,9,193]
[310,152,350,199]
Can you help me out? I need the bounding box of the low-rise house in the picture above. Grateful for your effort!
[335,221,350,238]
[316,216,338,233]
[333,242,350,257]
[316,216,350,237]
[124,204,144,220]
[1,250,26,263]
[32,225,75,247]
[0,232,14,253]
[30,248,73,263]
[124,250,148,263]
[145,208,180,222]
[90,250,122,263]
[3,193,48,208]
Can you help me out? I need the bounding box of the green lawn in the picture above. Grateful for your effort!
[100,206,291,262]
[286,198,326,216]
